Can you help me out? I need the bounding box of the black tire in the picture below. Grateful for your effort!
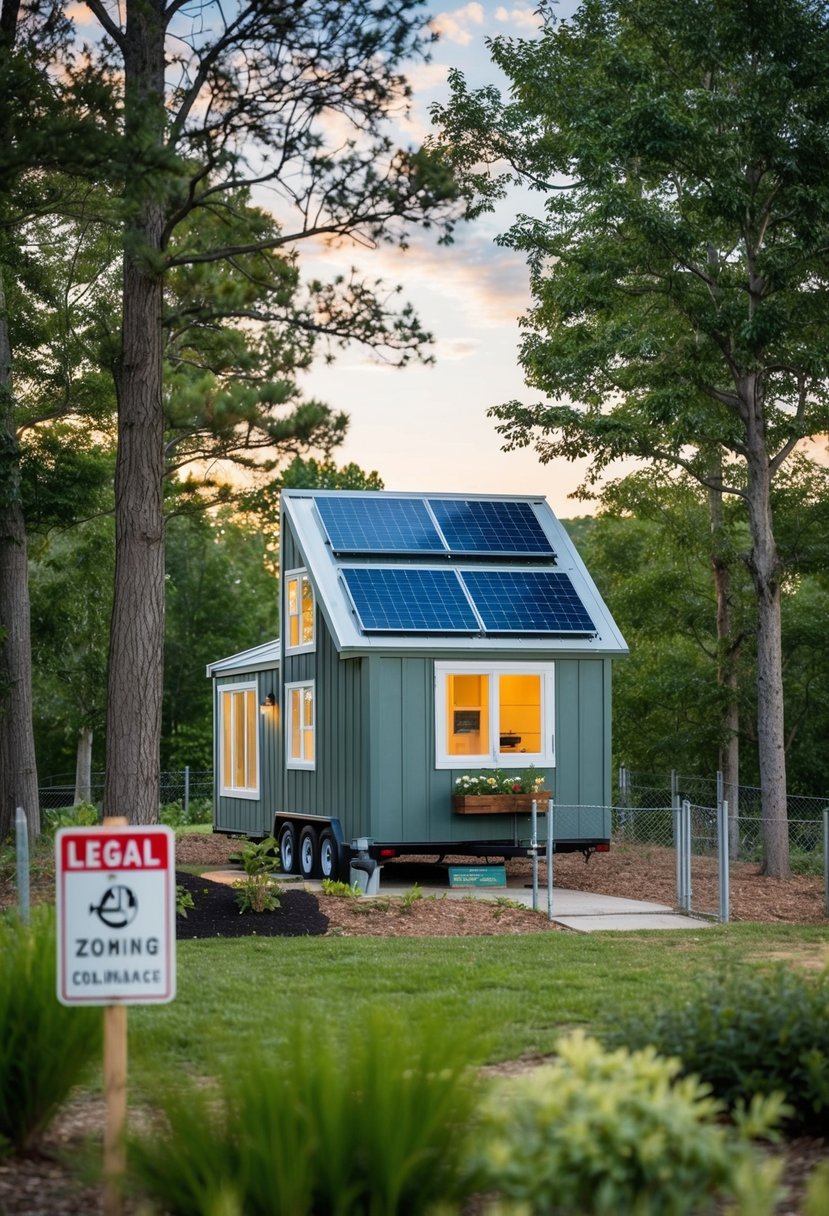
[279,822,298,875]
[299,824,319,879]
[319,829,339,881]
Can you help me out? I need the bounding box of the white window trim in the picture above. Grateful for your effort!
[434,661,556,769]
[285,679,316,770]
[284,568,316,655]
[219,681,261,799]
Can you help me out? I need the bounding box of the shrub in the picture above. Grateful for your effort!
[233,875,281,914]
[605,966,829,1133]
[176,885,195,918]
[0,907,101,1155]
[42,802,99,834]
[229,836,279,875]
[467,1031,784,1216]
[320,878,361,898]
[129,1010,480,1215]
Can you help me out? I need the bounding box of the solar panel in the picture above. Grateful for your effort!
[461,570,596,634]
[316,496,444,555]
[341,568,480,633]
[429,498,555,557]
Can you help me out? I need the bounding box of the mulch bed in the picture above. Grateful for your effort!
[175,871,330,938]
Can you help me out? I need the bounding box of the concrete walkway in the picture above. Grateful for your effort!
[206,864,713,932]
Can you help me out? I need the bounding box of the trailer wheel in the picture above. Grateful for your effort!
[279,823,298,875]
[319,829,338,881]
[299,824,319,879]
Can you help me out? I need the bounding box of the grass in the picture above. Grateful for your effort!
[128,924,829,1087]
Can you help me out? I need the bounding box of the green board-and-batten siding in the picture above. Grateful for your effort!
[364,654,612,845]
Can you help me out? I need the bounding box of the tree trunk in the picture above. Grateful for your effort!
[0,266,40,842]
[742,374,789,878]
[707,464,740,858]
[103,0,167,823]
[74,725,93,806]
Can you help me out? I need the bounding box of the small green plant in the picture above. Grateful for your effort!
[468,1030,784,1216]
[233,875,282,914]
[0,907,101,1155]
[606,965,829,1133]
[491,895,526,917]
[176,885,195,918]
[400,883,423,911]
[229,836,279,876]
[321,878,361,898]
[129,1009,481,1215]
[42,802,99,834]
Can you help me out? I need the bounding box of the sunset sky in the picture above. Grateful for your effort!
[300,1,595,515]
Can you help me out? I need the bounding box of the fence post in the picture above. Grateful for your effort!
[531,799,538,912]
[672,771,680,908]
[677,799,692,914]
[547,799,555,921]
[824,810,829,920]
[15,807,30,925]
[184,766,190,819]
[618,766,629,836]
[718,799,730,923]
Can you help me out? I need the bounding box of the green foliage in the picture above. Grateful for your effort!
[0,907,101,1155]
[229,835,279,876]
[233,876,282,915]
[400,883,423,910]
[469,1031,783,1216]
[159,798,212,828]
[42,802,99,834]
[320,878,361,898]
[606,966,829,1133]
[129,1010,480,1215]
[176,885,195,918]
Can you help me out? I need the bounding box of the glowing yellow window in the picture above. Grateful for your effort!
[446,673,489,757]
[498,674,542,757]
[286,571,315,651]
[287,681,315,768]
[220,686,258,795]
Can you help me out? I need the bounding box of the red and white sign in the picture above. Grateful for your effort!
[56,825,176,1006]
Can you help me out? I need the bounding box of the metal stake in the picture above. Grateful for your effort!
[15,807,29,925]
[547,799,554,921]
[531,799,538,912]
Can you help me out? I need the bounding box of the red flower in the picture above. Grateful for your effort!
[512,782,522,793]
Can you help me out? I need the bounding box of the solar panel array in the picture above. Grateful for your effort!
[316,495,555,558]
[316,496,444,555]
[429,498,554,556]
[315,493,597,637]
[462,571,596,634]
[341,567,596,635]
[341,568,479,633]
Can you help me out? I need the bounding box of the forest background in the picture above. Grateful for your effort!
[3,0,829,877]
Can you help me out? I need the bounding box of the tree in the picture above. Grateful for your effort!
[59,0,461,823]
[431,0,829,875]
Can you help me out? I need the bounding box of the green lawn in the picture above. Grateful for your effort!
[129,923,829,1086]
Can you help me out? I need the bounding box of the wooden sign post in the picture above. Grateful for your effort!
[55,818,176,1216]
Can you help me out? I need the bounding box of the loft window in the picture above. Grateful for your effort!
[435,662,555,769]
[285,569,315,653]
[219,683,259,797]
[286,680,315,769]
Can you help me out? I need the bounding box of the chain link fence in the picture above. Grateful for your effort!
[38,769,214,823]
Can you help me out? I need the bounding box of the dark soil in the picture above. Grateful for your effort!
[175,870,330,938]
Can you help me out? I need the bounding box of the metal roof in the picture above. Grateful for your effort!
[280,490,628,658]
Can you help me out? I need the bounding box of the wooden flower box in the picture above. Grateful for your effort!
[452,793,551,815]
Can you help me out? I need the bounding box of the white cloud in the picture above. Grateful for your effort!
[494,5,543,30]
[431,3,485,46]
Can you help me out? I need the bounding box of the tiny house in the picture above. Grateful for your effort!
[207,490,627,880]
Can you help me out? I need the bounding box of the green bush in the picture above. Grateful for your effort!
[160,797,213,827]
[42,802,100,834]
[467,1031,784,1216]
[129,1010,480,1215]
[0,907,101,1155]
[606,966,829,1133]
